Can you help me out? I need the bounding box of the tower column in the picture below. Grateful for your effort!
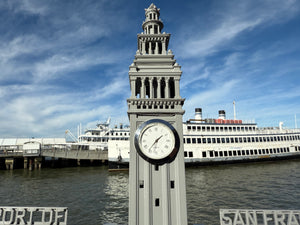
[142,40,146,54]
[157,77,161,98]
[141,77,145,98]
[174,78,180,98]
[165,77,170,98]
[149,42,152,55]
[149,77,154,98]
[155,42,159,54]
[130,78,136,98]
[162,39,166,55]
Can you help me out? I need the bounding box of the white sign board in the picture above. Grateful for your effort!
[0,207,67,225]
[220,209,300,225]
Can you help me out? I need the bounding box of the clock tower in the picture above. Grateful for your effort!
[127,4,188,225]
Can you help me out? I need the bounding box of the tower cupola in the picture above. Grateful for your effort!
[142,3,164,34]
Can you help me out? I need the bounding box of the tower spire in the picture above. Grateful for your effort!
[143,3,163,34]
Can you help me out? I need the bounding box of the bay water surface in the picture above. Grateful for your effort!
[0,159,300,224]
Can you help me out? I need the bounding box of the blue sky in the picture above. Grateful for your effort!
[0,0,300,138]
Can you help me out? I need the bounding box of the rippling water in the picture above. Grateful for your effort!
[0,159,300,225]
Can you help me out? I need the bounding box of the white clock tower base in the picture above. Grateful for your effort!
[127,4,188,225]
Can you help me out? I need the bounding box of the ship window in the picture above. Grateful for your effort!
[215,151,219,157]
[241,127,244,131]
[235,137,239,143]
[197,126,201,131]
[229,151,232,156]
[242,150,245,156]
[189,152,193,157]
[192,126,196,130]
[233,151,237,156]
[197,138,201,143]
[259,149,262,154]
[262,149,266,154]
[237,150,241,156]
[221,138,225,143]
[248,137,251,142]
[245,127,248,131]
[233,127,236,131]
[202,152,207,158]
[249,127,252,131]
[280,148,283,152]
[250,150,254,155]
[226,138,230,143]
[243,137,247,143]
[270,137,273,141]
[202,127,205,131]
[220,127,223,131]
[183,138,186,144]
[229,127,232,132]
[252,137,255,142]
[239,137,243,143]
[231,137,234,143]
[270,149,273,153]
[225,127,228,132]
[184,151,187,157]
[211,127,215,131]
[192,138,196,144]
[246,150,249,155]
[216,127,219,132]
[206,127,210,131]
[202,138,206,144]
[209,151,214,157]
[254,149,258,154]
[212,138,216,143]
[187,138,191,144]
[256,137,259,142]
[155,165,159,171]
[259,137,263,142]
[219,151,223,157]
[207,138,211,144]
[266,149,269,154]
[237,127,240,131]
[217,138,221,143]
[224,151,228,157]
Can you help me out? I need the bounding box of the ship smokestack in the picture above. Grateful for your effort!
[219,110,226,120]
[195,108,202,120]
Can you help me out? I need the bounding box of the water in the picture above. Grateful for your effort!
[0,159,300,225]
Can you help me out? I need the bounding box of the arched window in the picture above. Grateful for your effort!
[145,78,150,98]
[169,77,175,98]
[153,78,158,98]
[160,78,166,98]
[135,78,142,98]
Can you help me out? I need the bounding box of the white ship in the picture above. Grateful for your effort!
[107,108,300,168]
[76,118,130,151]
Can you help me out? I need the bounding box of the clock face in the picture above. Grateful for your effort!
[135,119,180,165]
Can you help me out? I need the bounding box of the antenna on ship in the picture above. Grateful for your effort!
[233,100,236,120]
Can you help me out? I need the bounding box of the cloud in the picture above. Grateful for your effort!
[178,0,300,58]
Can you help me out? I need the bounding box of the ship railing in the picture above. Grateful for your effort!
[256,128,300,134]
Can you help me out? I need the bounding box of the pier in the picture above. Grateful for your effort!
[0,138,108,170]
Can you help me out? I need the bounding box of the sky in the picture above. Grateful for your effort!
[0,0,300,138]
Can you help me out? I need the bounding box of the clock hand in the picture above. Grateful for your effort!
[148,135,163,151]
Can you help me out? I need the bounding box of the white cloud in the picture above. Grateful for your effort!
[178,0,300,58]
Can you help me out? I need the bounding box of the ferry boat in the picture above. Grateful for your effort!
[76,118,130,151]
[106,108,300,168]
